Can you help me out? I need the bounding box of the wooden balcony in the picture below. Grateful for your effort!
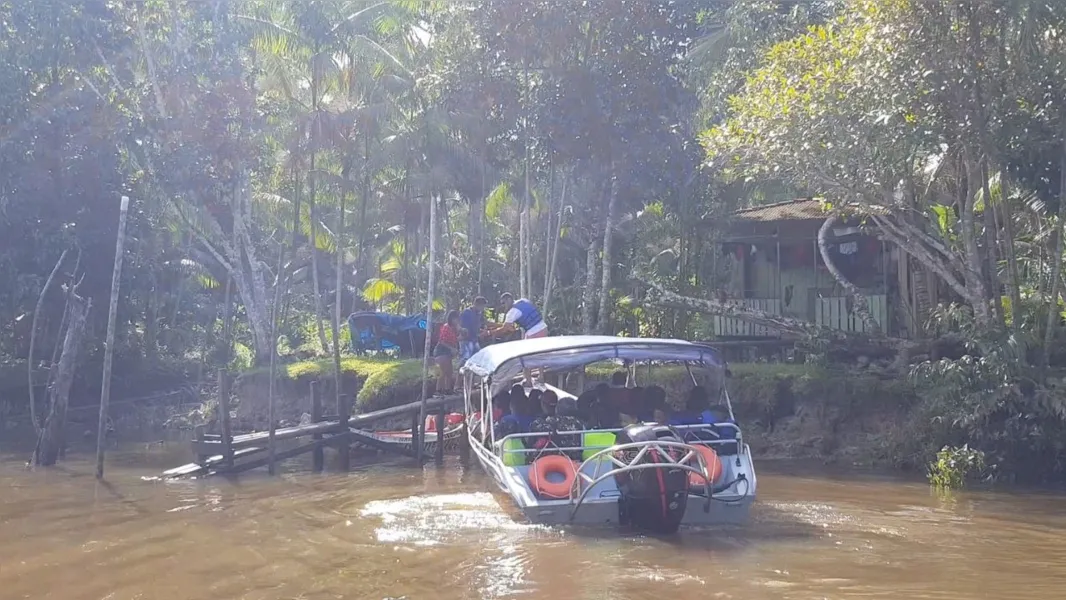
[710,294,888,338]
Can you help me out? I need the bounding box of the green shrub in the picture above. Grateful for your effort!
[928,445,985,489]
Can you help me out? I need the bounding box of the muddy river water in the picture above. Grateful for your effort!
[2,444,1065,600]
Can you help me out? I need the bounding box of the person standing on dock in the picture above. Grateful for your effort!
[459,296,488,363]
[498,293,548,385]
[499,293,548,339]
[434,310,461,394]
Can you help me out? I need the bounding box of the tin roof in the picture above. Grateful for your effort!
[732,199,827,222]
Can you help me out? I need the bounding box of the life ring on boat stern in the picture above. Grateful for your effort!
[528,455,578,499]
[687,445,724,489]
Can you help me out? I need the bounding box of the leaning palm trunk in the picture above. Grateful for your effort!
[817,215,881,334]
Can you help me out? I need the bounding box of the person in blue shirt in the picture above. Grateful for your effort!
[499,293,548,339]
[665,387,708,426]
[459,296,488,363]
[499,292,548,384]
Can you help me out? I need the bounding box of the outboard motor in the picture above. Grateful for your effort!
[613,424,688,534]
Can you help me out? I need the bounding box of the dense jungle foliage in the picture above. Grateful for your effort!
[3,0,1066,481]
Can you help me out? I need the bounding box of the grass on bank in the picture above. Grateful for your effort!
[252,355,425,411]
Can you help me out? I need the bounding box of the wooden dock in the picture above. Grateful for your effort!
[162,388,466,479]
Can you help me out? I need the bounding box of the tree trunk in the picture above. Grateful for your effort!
[332,185,346,429]
[477,168,486,295]
[38,294,90,466]
[28,249,67,435]
[1042,141,1066,368]
[519,201,528,299]
[960,157,992,325]
[309,166,328,353]
[817,215,881,334]
[582,236,600,334]
[309,51,328,354]
[282,159,303,334]
[544,174,567,316]
[980,160,1003,325]
[998,166,1023,333]
[543,157,555,302]
[356,129,371,295]
[596,168,618,333]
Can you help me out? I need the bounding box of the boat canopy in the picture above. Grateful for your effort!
[461,335,724,395]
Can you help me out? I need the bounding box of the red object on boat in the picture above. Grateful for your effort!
[425,412,466,432]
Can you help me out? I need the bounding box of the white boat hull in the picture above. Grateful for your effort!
[468,430,757,529]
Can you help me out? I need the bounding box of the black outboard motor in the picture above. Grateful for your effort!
[613,424,689,534]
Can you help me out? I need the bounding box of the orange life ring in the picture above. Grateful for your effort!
[528,455,578,499]
[687,445,723,489]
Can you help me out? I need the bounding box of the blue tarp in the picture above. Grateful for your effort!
[348,312,429,353]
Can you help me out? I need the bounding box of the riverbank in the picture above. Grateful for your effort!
[233,357,922,469]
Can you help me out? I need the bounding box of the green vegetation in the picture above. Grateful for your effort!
[4,0,1066,481]
[928,445,987,490]
[278,356,424,411]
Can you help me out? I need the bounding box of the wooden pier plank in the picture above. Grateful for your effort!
[170,392,467,478]
[222,436,348,475]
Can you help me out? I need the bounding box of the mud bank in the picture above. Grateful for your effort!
[235,358,918,467]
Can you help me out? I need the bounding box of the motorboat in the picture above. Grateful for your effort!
[459,335,756,533]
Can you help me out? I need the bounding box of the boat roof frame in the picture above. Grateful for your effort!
[461,335,725,396]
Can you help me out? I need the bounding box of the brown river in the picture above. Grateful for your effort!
[2,443,1066,600]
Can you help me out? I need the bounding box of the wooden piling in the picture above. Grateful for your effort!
[95,195,129,480]
[458,418,470,463]
[417,195,438,462]
[435,407,446,464]
[194,425,207,465]
[336,390,351,472]
[410,411,421,463]
[218,369,233,467]
[310,381,324,473]
[267,333,277,476]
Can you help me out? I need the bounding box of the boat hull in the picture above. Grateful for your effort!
[468,433,756,529]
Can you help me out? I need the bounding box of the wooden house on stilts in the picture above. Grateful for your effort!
[710,199,947,340]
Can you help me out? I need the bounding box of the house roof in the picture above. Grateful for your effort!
[732,198,827,222]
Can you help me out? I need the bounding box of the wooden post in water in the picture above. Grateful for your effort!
[218,369,233,467]
[336,390,350,471]
[194,425,207,465]
[435,406,446,464]
[417,195,438,463]
[410,411,421,462]
[267,341,277,475]
[458,417,470,463]
[96,195,129,480]
[310,381,324,473]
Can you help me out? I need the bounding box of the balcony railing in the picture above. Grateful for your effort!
[711,294,887,338]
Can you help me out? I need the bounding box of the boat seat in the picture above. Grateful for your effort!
[501,437,527,466]
[581,431,617,461]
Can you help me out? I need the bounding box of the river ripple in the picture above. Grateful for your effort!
[2,446,1064,600]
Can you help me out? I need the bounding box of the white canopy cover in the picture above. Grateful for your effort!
[461,335,724,397]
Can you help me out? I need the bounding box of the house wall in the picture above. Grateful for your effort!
[717,221,894,337]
